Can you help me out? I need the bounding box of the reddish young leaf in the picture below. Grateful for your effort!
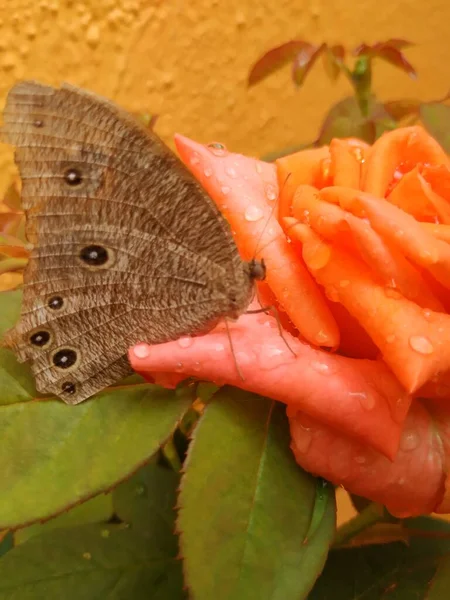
[353,41,416,78]
[375,46,417,78]
[323,44,346,80]
[292,43,325,87]
[248,40,318,86]
[353,39,414,56]
[376,38,414,51]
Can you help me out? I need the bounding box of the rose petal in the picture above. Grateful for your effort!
[174,134,340,348]
[289,401,445,518]
[286,219,450,393]
[276,146,330,219]
[363,126,450,197]
[291,185,444,311]
[129,308,410,458]
[329,138,365,188]
[387,167,441,222]
[422,223,450,243]
[336,189,450,291]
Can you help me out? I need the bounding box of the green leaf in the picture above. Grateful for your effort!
[428,556,450,599]
[248,41,317,86]
[0,523,185,599]
[420,102,450,152]
[113,460,180,556]
[0,532,13,558]
[0,348,39,404]
[383,98,421,122]
[261,141,316,163]
[0,383,192,528]
[14,493,113,545]
[318,97,376,145]
[310,517,450,599]
[0,289,22,336]
[179,388,336,600]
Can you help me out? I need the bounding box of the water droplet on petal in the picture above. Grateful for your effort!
[400,429,420,451]
[384,287,403,300]
[291,417,314,453]
[235,351,252,365]
[351,147,364,163]
[325,285,339,302]
[302,209,310,224]
[311,360,330,374]
[349,391,375,411]
[419,249,436,262]
[422,308,432,320]
[193,361,201,372]
[259,344,289,370]
[178,336,193,349]
[307,244,331,271]
[409,335,434,355]
[214,343,225,353]
[175,362,184,371]
[221,185,231,195]
[265,183,277,202]
[190,153,200,165]
[354,454,367,464]
[133,343,150,359]
[203,167,212,177]
[225,166,238,178]
[244,205,264,222]
[207,142,228,157]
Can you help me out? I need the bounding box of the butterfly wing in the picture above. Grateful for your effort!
[2,81,247,403]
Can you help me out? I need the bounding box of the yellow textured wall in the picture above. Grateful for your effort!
[0,0,450,175]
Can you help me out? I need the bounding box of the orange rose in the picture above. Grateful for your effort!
[130,127,450,518]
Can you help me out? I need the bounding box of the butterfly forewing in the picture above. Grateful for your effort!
[1,81,252,403]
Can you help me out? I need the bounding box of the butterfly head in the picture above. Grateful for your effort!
[248,257,266,282]
[222,258,266,320]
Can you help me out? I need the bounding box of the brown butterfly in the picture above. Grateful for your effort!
[2,81,265,404]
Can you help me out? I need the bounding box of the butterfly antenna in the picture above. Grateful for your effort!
[225,318,245,380]
[251,172,292,259]
[247,172,297,358]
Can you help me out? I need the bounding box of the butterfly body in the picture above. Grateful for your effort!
[2,81,264,403]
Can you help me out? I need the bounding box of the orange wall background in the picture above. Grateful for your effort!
[0,0,449,191]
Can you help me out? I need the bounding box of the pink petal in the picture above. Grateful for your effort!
[129,308,411,459]
[174,134,340,348]
[289,401,445,517]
